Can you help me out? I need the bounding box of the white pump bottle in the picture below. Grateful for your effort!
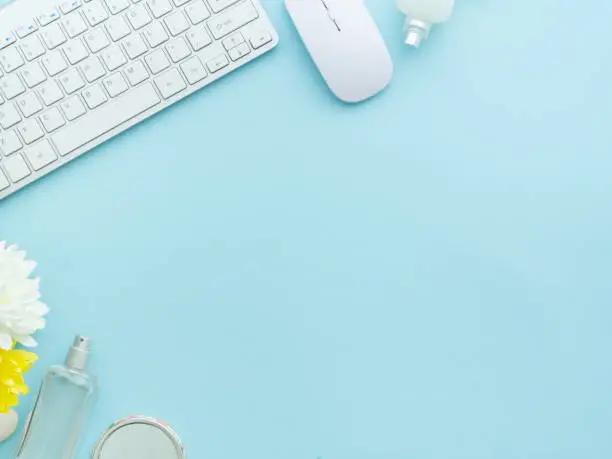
[397,0,455,47]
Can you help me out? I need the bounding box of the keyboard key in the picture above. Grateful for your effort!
[0,103,21,129]
[166,38,190,62]
[3,154,30,182]
[154,68,186,99]
[0,74,25,99]
[206,53,228,73]
[20,63,47,88]
[208,1,258,39]
[0,131,23,155]
[106,16,131,41]
[143,22,169,47]
[41,23,67,49]
[125,61,149,85]
[207,0,239,13]
[104,0,130,14]
[249,28,272,49]
[63,12,88,38]
[144,49,170,74]
[41,51,68,76]
[18,119,45,144]
[103,72,128,97]
[147,0,173,18]
[222,32,244,50]
[180,56,206,84]
[63,39,90,64]
[83,0,109,26]
[165,12,190,36]
[51,82,160,156]
[83,85,108,108]
[100,45,127,70]
[0,47,24,73]
[60,96,87,120]
[40,107,66,132]
[80,56,107,82]
[123,34,148,59]
[0,34,16,50]
[15,23,38,39]
[37,10,61,26]
[59,68,85,93]
[25,139,57,171]
[84,28,110,52]
[19,36,46,61]
[0,170,9,189]
[37,80,64,105]
[60,0,82,14]
[16,92,43,117]
[186,26,211,51]
[228,42,249,61]
[127,4,152,29]
[185,0,210,24]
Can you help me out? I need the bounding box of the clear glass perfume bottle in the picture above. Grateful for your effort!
[16,336,97,459]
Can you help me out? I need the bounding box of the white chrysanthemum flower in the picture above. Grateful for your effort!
[0,242,48,350]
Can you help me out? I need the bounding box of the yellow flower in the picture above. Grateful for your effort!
[0,346,37,413]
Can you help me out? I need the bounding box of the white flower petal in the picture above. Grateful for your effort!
[28,301,49,316]
[0,243,45,348]
[0,333,12,350]
[17,335,37,347]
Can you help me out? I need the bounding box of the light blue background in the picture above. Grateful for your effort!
[2,0,612,457]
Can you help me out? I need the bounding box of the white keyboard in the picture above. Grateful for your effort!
[0,0,277,200]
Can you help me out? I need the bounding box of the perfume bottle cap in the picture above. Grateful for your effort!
[65,335,91,371]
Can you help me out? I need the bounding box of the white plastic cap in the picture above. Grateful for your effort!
[404,18,431,47]
[65,335,91,371]
[397,0,454,47]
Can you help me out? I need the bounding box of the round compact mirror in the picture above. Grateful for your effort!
[92,416,185,459]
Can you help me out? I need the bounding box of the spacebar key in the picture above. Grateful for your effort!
[51,83,161,156]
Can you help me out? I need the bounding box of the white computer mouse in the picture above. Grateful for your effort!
[286,0,393,103]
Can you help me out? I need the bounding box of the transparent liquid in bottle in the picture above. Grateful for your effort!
[16,337,96,459]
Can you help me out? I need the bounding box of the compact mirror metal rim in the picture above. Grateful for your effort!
[91,415,185,459]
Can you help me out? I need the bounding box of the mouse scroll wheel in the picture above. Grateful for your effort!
[319,0,341,30]
[320,0,334,17]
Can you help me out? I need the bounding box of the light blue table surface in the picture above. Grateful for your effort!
[2,0,612,457]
